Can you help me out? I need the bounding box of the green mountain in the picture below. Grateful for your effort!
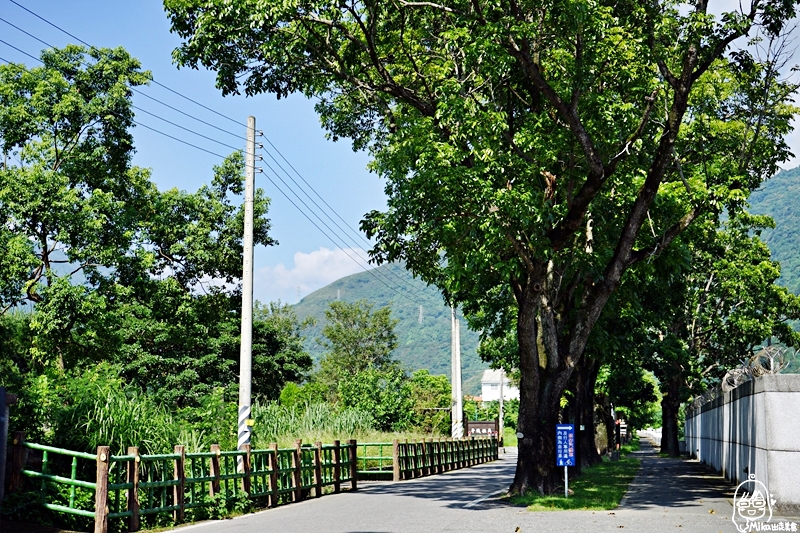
[749,166,800,295]
[291,262,487,395]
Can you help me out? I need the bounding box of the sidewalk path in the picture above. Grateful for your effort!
[165,441,741,533]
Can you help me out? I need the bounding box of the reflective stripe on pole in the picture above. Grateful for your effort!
[237,116,256,471]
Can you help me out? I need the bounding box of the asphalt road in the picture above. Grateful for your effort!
[164,442,749,533]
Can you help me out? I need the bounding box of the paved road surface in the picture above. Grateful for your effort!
[166,442,748,533]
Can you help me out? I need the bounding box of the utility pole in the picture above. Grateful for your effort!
[237,116,256,470]
[451,307,463,438]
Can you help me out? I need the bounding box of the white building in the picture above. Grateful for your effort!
[480,369,519,402]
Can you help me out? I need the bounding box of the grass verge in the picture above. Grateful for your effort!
[509,438,641,511]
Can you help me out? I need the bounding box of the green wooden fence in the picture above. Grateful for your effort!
[6,432,496,532]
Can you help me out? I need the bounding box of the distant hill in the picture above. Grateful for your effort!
[750,166,800,295]
[290,262,487,395]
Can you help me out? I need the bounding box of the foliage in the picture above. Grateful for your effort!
[463,398,520,430]
[165,0,799,494]
[408,369,451,434]
[251,301,314,401]
[316,299,399,389]
[337,367,414,432]
[177,387,238,451]
[595,366,661,431]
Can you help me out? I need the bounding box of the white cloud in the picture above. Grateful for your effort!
[254,247,370,304]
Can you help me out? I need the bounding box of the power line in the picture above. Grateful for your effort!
[259,162,416,304]
[258,154,415,297]
[131,105,241,152]
[0,37,41,63]
[132,91,245,142]
[133,121,231,159]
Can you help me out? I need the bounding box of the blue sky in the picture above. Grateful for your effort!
[0,0,387,304]
[2,0,799,305]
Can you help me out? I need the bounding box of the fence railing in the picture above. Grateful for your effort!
[391,436,498,481]
[6,432,496,532]
[6,432,357,533]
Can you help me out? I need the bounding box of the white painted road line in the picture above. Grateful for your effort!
[463,487,508,508]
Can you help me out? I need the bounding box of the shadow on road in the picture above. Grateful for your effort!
[620,440,735,513]
[356,450,518,510]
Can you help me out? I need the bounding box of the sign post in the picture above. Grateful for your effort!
[556,424,575,498]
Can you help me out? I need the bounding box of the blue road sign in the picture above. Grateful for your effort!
[556,424,575,467]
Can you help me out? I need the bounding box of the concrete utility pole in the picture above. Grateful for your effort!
[237,116,256,470]
[451,307,463,438]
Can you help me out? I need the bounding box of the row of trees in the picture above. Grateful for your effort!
[165,0,800,493]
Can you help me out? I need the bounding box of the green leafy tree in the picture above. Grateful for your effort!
[642,212,800,455]
[0,47,282,412]
[316,299,399,391]
[408,369,451,434]
[166,0,798,493]
[337,366,413,431]
[0,45,152,368]
[251,301,314,401]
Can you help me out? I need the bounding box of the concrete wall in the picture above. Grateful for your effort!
[685,374,800,514]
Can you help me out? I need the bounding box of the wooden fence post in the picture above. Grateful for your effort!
[94,446,110,533]
[426,439,433,475]
[313,442,323,497]
[268,443,278,507]
[392,439,400,482]
[173,445,185,522]
[126,447,140,532]
[431,439,438,474]
[292,440,303,502]
[241,443,252,495]
[209,444,221,497]
[332,440,341,493]
[417,441,424,478]
[347,439,357,491]
[470,436,475,466]
[9,431,26,493]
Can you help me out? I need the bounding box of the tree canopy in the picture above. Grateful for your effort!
[164,0,799,493]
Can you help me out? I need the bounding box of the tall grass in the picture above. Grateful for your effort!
[251,402,376,448]
[48,365,432,455]
[59,387,178,456]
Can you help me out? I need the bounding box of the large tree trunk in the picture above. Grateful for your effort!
[660,373,682,457]
[510,283,576,495]
[576,358,602,470]
[596,393,615,455]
